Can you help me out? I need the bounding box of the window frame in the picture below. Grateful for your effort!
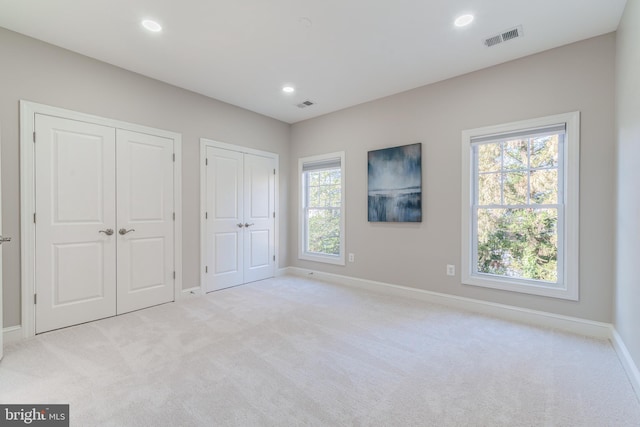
[298,151,346,265]
[461,112,580,300]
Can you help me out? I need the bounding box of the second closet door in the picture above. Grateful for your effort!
[205,147,275,292]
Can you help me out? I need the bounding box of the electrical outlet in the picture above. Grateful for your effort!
[348,253,355,263]
[446,264,455,276]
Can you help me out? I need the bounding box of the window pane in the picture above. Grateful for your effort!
[503,139,528,170]
[308,171,320,186]
[311,184,341,207]
[530,135,559,168]
[503,172,527,204]
[308,185,320,207]
[316,186,330,207]
[319,170,333,185]
[476,208,558,282]
[327,169,341,185]
[307,208,341,255]
[478,143,501,172]
[478,173,501,205]
[306,168,341,209]
[326,185,341,207]
[530,170,558,204]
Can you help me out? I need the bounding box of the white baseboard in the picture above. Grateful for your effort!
[611,328,640,398]
[3,325,22,345]
[284,267,613,339]
[276,268,289,277]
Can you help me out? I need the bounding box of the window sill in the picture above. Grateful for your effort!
[462,273,578,301]
[299,252,345,266]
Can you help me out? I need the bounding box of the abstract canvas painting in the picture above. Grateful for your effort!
[368,143,422,222]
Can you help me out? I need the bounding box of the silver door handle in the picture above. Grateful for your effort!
[0,235,11,244]
[99,229,114,236]
[119,228,136,235]
[244,223,254,228]
[237,223,245,228]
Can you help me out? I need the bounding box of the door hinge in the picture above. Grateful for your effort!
[33,132,36,143]
[33,213,36,224]
[206,158,208,166]
[273,255,275,261]
[205,212,208,219]
[273,212,275,218]
[273,168,276,175]
[173,271,176,279]
[173,153,175,162]
[173,212,175,221]
[34,294,37,305]
[205,266,208,273]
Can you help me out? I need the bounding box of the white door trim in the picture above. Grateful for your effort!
[20,100,183,339]
[199,138,279,295]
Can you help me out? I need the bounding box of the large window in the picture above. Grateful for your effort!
[461,112,579,300]
[299,152,345,265]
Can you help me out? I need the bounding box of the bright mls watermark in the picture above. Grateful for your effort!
[1,405,69,426]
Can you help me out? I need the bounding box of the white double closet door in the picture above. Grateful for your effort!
[35,114,175,333]
[204,146,275,292]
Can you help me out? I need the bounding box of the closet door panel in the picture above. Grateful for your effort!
[35,114,117,333]
[116,129,174,314]
[242,154,275,283]
[205,147,244,291]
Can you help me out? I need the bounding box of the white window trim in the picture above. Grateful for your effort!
[298,152,346,265]
[461,112,580,300]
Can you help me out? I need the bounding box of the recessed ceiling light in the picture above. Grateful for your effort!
[454,14,474,27]
[142,19,162,32]
[282,86,295,93]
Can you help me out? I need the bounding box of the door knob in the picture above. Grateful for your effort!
[0,235,11,244]
[98,229,114,236]
[119,228,136,235]
[244,223,254,228]
[237,223,244,228]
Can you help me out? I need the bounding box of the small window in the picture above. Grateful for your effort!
[461,112,579,300]
[299,152,345,265]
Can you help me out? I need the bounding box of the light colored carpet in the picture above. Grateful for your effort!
[0,275,638,426]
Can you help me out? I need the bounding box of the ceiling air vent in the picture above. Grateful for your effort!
[296,100,315,109]
[484,25,523,47]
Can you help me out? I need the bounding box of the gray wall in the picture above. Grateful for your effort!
[615,0,640,372]
[0,27,621,329]
[0,28,290,328]
[290,34,616,322]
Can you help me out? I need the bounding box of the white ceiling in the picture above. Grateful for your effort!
[0,0,627,124]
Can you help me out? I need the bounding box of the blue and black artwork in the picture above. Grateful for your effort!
[368,143,422,222]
